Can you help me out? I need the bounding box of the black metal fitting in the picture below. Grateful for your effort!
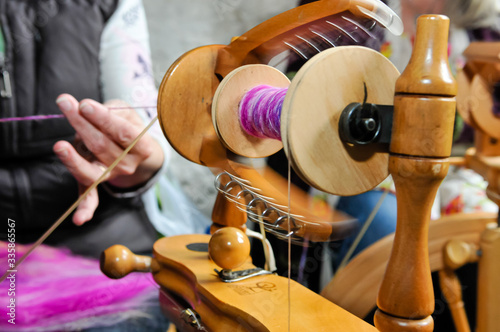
[338,102,393,145]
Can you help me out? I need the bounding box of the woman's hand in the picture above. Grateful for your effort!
[53,93,163,225]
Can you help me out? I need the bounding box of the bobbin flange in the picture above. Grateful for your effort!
[212,64,290,158]
[281,46,400,196]
[157,45,227,166]
[458,73,500,139]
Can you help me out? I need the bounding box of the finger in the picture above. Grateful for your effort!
[79,99,154,159]
[104,100,144,125]
[73,184,99,226]
[56,94,126,167]
[53,140,109,186]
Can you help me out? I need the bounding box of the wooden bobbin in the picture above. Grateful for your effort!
[212,64,289,158]
[282,46,400,196]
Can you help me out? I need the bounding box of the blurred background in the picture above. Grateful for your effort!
[144,0,295,86]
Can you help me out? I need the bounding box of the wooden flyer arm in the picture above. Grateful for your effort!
[215,0,402,77]
[374,15,457,332]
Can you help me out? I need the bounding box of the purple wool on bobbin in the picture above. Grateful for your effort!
[239,85,288,140]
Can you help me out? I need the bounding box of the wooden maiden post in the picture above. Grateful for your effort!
[374,15,457,331]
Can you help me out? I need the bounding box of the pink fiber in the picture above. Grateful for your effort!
[239,85,288,140]
[0,242,159,331]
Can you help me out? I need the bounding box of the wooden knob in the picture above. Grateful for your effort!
[100,244,152,279]
[208,227,250,270]
[443,240,478,270]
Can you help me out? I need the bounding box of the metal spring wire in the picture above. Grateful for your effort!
[214,172,303,222]
[214,172,319,245]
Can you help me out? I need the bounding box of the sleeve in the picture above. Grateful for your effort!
[98,0,171,198]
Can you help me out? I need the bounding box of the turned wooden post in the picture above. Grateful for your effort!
[477,225,500,332]
[374,15,457,331]
[210,177,248,234]
[439,240,479,332]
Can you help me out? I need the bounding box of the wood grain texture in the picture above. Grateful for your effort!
[152,234,378,332]
[156,7,363,243]
[379,158,448,318]
[394,15,456,97]
[158,45,226,166]
[282,46,399,196]
[376,15,457,331]
[214,0,374,77]
[320,212,495,319]
[389,96,456,158]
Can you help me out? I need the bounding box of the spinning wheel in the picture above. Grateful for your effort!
[157,0,402,242]
[101,1,458,331]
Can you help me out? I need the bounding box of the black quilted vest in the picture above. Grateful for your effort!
[0,0,118,157]
[0,1,157,257]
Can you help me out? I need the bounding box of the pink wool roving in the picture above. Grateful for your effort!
[0,242,159,331]
[239,85,288,140]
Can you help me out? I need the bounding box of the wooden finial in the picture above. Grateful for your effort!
[208,227,250,271]
[100,244,152,279]
[390,14,457,158]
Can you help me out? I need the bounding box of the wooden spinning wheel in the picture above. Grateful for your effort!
[100,1,461,331]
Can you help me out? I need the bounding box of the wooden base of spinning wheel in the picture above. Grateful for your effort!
[101,228,378,331]
[152,234,378,331]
